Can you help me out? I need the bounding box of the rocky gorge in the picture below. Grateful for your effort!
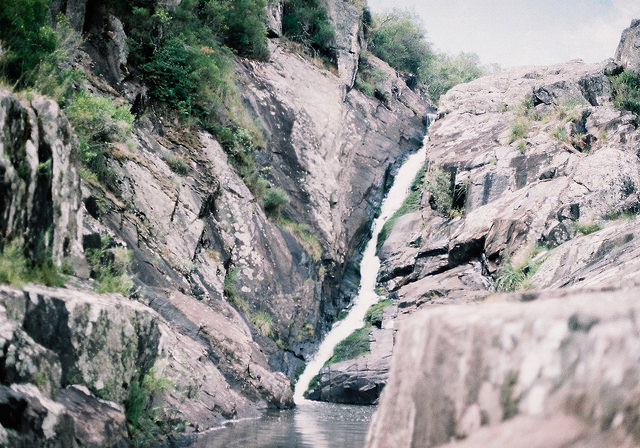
[3,0,640,446]
[311,17,640,448]
[0,0,431,445]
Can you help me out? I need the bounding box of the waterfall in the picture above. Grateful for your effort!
[294,116,435,404]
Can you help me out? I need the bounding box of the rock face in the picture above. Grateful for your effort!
[0,91,82,267]
[307,316,396,404]
[325,26,640,407]
[0,0,431,441]
[366,288,640,448]
[616,19,640,74]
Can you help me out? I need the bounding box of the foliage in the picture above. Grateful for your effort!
[509,119,529,144]
[426,168,455,218]
[85,235,134,295]
[251,310,274,338]
[367,9,433,78]
[325,327,370,367]
[425,52,484,102]
[0,240,65,287]
[354,52,387,99]
[163,155,189,176]
[611,70,640,116]
[223,267,249,311]
[282,0,335,58]
[377,167,424,249]
[364,299,392,328]
[65,91,134,186]
[572,221,602,235]
[264,187,290,220]
[0,0,57,85]
[279,219,323,262]
[494,246,547,293]
[304,373,321,397]
[125,368,176,446]
[366,10,485,103]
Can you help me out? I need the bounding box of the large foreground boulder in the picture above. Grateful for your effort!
[366,288,640,447]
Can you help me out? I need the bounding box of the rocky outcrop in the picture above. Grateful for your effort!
[306,309,396,404]
[616,19,640,74]
[0,91,83,267]
[366,288,640,447]
[320,0,365,87]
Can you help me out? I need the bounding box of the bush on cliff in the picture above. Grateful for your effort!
[366,9,487,102]
[282,0,336,58]
[611,70,640,116]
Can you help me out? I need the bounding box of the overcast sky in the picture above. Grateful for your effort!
[366,0,640,67]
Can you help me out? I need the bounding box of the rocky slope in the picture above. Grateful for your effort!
[360,19,640,447]
[0,0,430,444]
[312,20,640,414]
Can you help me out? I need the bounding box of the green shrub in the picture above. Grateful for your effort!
[125,368,176,446]
[282,0,335,57]
[611,70,640,116]
[368,10,433,78]
[251,310,274,338]
[426,168,454,218]
[364,299,392,328]
[0,0,57,84]
[572,221,602,235]
[366,10,485,103]
[377,167,424,249]
[163,155,189,176]
[65,91,134,186]
[279,219,323,262]
[494,246,547,293]
[0,240,65,287]
[509,119,529,144]
[85,235,134,295]
[264,187,290,220]
[325,327,370,366]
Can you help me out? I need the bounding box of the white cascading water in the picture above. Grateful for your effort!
[293,122,434,404]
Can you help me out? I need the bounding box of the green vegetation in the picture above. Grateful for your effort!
[304,373,321,398]
[125,368,178,446]
[572,221,602,235]
[264,187,290,220]
[282,0,335,58]
[65,91,135,185]
[163,155,189,176]
[366,9,486,102]
[603,208,638,221]
[325,327,370,366]
[251,310,274,338]
[426,168,455,218]
[611,70,640,116]
[377,167,425,249]
[0,240,65,287]
[364,298,392,328]
[85,235,134,295]
[223,267,248,311]
[509,119,529,144]
[279,219,323,262]
[494,246,547,293]
[0,0,57,85]
[354,52,387,98]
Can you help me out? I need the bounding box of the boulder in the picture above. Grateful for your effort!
[615,19,640,74]
[366,288,640,447]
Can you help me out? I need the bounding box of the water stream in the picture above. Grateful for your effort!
[293,143,428,403]
[194,124,433,447]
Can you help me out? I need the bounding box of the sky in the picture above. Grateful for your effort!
[366,0,640,68]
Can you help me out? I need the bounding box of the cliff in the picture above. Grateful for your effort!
[0,0,430,445]
[362,20,640,447]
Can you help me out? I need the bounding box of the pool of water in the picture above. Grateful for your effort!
[190,402,375,448]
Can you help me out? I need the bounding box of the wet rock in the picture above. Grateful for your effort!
[367,288,640,447]
[307,326,394,405]
[615,19,640,74]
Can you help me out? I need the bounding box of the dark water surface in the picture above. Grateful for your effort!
[190,401,375,448]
